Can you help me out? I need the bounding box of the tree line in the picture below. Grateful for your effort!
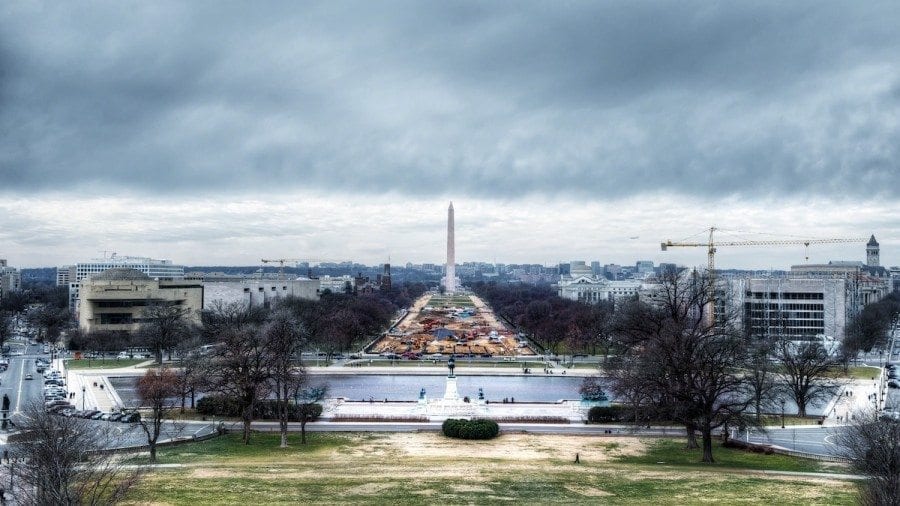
[471,282,614,355]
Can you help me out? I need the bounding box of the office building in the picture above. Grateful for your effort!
[64,255,185,312]
[0,260,22,300]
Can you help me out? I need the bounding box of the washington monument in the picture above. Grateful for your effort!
[444,201,457,292]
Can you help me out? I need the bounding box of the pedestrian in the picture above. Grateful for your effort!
[574,453,580,464]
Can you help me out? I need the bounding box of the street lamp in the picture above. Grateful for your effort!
[780,399,786,429]
[81,385,86,411]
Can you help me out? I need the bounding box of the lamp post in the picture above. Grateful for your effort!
[82,385,86,411]
[780,399,786,429]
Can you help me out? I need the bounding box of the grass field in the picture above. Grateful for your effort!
[121,432,859,505]
[65,358,147,369]
[828,366,881,380]
[426,295,475,308]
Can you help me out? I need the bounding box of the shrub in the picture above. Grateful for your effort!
[196,394,242,417]
[587,405,623,423]
[442,418,499,440]
[196,394,321,421]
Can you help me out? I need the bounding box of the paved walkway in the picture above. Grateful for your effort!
[58,358,153,411]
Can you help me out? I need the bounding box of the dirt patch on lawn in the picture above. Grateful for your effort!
[565,485,614,497]
[190,468,238,479]
[385,433,646,462]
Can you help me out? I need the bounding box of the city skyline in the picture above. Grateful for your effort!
[2,2,898,268]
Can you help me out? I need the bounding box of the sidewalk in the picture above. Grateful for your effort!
[60,359,145,412]
[307,363,597,377]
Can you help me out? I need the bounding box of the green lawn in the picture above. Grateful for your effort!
[616,439,829,473]
[65,358,148,369]
[829,366,881,380]
[120,433,859,505]
[426,295,475,308]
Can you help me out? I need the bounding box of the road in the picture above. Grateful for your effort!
[0,340,48,416]
[744,426,844,456]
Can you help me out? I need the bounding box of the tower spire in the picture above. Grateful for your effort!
[445,201,456,292]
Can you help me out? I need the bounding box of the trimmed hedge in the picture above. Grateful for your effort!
[442,418,500,440]
[196,394,321,421]
[587,405,623,423]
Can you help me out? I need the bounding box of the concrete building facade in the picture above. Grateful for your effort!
[731,236,892,342]
[78,268,203,334]
[731,277,847,341]
[65,255,185,311]
[0,259,22,300]
[202,278,320,309]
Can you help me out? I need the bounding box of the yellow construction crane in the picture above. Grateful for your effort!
[660,227,867,324]
[661,227,867,273]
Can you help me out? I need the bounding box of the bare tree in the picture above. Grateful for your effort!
[611,270,753,463]
[295,386,326,444]
[27,304,72,343]
[139,303,193,364]
[201,300,268,342]
[746,339,780,423]
[8,402,141,505]
[136,367,182,462]
[835,410,900,505]
[264,309,307,448]
[775,339,841,417]
[606,355,658,428]
[203,320,273,444]
[80,329,132,363]
[174,336,206,413]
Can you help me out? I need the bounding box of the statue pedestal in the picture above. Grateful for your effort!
[443,376,460,401]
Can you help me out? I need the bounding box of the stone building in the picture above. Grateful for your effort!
[0,259,22,300]
[78,268,203,334]
[202,278,320,309]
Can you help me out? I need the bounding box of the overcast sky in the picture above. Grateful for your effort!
[1,1,898,269]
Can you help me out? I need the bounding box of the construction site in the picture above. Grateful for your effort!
[369,293,537,358]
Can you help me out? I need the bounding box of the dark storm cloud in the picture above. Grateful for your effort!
[1,1,898,199]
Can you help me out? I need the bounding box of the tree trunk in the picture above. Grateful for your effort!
[149,443,157,463]
[278,380,288,448]
[190,388,195,409]
[300,419,307,444]
[700,428,715,463]
[685,423,699,449]
[796,397,807,418]
[242,407,253,444]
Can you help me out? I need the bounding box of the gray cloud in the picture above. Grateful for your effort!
[1,1,899,200]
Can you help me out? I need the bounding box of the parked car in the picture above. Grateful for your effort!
[888,380,900,389]
[24,373,33,380]
[120,412,141,423]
